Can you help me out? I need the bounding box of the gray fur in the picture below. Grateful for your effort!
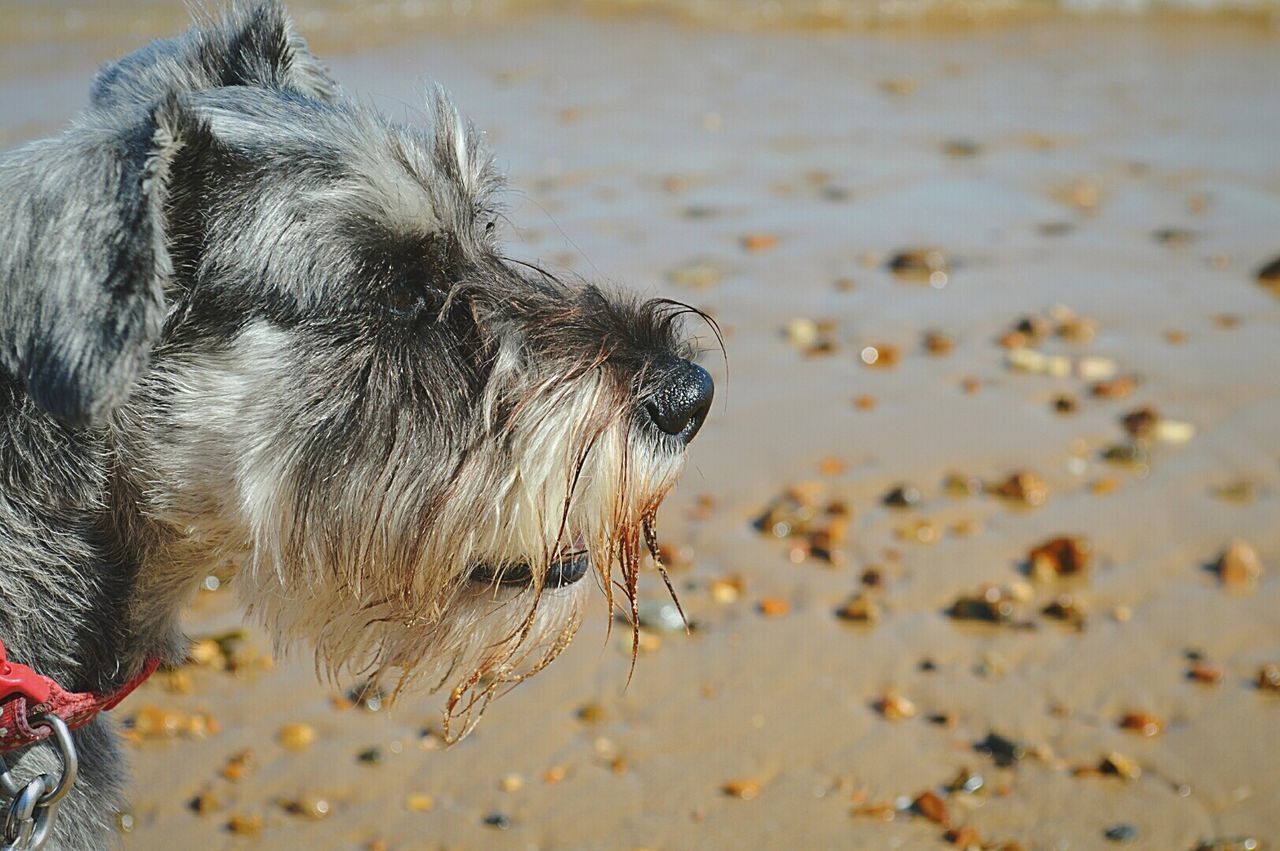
[0,3,711,848]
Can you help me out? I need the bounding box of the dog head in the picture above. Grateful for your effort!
[0,2,714,733]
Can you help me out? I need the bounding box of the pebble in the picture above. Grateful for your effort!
[226,813,263,837]
[499,773,524,793]
[1027,535,1092,581]
[1188,662,1224,684]
[975,731,1025,767]
[992,472,1048,507]
[835,593,881,624]
[912,790,949,825]
[1006,348,1071,377]
[1194,839,1261,851]
[887,248,950,287]
[949,586,1017,624]
[1100,751,1142,779]
[875,688,918,721]
[1119,711,1165,737]
[1257,664,1280,692]
[722,779,762,800]
[283,795,332,820]
[277,722,317,751]
[758,597,791,618]
[405,794,435,813]
[740,233,779,253]
[860,343,901,368]
[1042,594,1086,627]
[1092,375,1138,399]
[482,812,512,829]
[946,826,983,848]
[1104,823,1139,843]
[1077,356,1117,381]
[882,485,921,508]
[1216,540,1263,588]
[923,330,955,355]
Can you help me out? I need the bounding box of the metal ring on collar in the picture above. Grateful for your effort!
[25,717,75,808]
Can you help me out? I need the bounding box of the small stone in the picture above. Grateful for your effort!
[1104,823,1139,843]
[499,773,524,793]
[277,722,316,751]
[992,472,1048,507]
[949,586,1016,624]
[405,793,435,813]
[1101,442,1148,466]
[115,811,135,834]
[226,813,263,837]
[758,597,790,618]
[542,764,569,784]
[1189,662,1224,684]
[1042,594,1086,627]
[1154,419,1195,444]
[482,812,512,829]
[860,343,901,368]
[1257,664,1280,692]
[923,330,955,355]
[1052,395,1078,414]
[1121,406,1159,439]
[946,825,983,848]
[357,747,384,765]
[887,248,949,286]
[1100,752,1142,779]
[220,750,254,783]
[875,688,918,721]
[1092,375,1138,399]
[709,575,744,604]
[1028,536,1092,581]
[740,233,779,252]
[912,790,949,825]
[975,731,1025,767]
[1194,839,1262,851]
[1216,540,1263,588]
[853,394,877,411]
[835,593,881,623]
[282,795,332,820]
[576,702,607,723]
[1078,356,1117,381]
[882,484,921,508]
[1154,227,1196,246]
[947,768,985,794]
[1116,712,1164,740]
[942,472,982,498]
[722,779,762,800]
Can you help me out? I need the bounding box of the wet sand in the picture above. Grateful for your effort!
[3,10,1280,850]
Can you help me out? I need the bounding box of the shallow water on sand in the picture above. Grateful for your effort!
[2,10,1280,850]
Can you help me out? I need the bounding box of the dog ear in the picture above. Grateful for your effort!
[0,96,205,427]
[92,0,337,110]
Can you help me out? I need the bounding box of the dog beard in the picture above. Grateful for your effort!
[231,357,688,739]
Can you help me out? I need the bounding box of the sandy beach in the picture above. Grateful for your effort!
[2,5,1279,849]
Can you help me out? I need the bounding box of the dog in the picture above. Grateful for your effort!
[0,3,713,847]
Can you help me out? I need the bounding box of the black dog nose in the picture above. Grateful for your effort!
[645,359,713,443]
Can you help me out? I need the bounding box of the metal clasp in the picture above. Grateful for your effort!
[0,715,78,851]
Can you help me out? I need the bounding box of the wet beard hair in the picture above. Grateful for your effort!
[229,357,688,742]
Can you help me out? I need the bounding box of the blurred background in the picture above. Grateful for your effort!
[3,1,1280,848]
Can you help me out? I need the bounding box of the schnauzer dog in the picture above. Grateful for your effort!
[0,3,713,847]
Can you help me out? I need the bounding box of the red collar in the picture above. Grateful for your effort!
[0,639,159,753]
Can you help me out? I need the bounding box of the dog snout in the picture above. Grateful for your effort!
[645,359,713,444]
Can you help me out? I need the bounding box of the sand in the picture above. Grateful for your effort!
[2,8,1279,850]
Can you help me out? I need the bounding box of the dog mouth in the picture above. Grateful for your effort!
[468,541,591,589]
